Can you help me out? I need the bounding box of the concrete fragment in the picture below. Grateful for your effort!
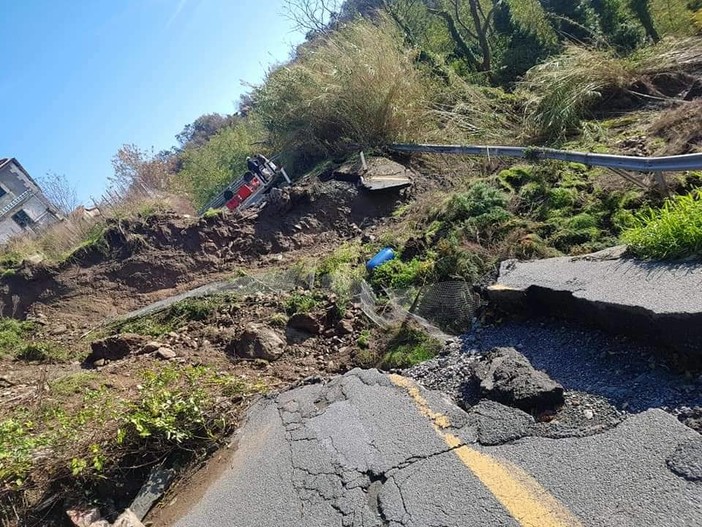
[469,347,564,412]
[130,465,177,520]
[469,400,535,446]
[488,249,702,357]
[112,509,145,527]
[66,508,102,527]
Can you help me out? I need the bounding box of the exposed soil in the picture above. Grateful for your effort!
[0,178,401,331]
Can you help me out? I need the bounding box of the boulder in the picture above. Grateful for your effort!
[112,509,145,527]
[233,324,286,361]
[336,319,354,335]
[469,347,564,412]
[287,313,321,335]
[140,341,162,354]
[155,347,177,360]
[88,334,148,363]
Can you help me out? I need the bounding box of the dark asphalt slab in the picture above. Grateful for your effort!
[171,370,701,527]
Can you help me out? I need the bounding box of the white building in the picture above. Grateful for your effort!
[0,158,62,244]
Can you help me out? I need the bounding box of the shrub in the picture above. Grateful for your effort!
[623,190,702,259]
[176,120,265,208]
[285,292,319,315]
[379,325,443,369]
[370,258,434,290]
[251,17,433,166]
[521,45,636,139]
[444,182,511,224]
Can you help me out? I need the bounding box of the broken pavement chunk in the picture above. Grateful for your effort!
[468,347,564,413]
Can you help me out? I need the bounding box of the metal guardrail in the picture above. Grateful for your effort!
[390,144,702,172]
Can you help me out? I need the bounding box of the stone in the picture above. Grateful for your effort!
[336,319,354,335]
[583,409,595,420]
[140,341,162,354]
[232,324,286,361]
[50,324,68,336]
[287,313,321,335]
[469,347,564,412]
[66,507,102,527]
[155,347,177,360]
[93,359,107,368]
[112,509,146,527]
[88,334,148,363]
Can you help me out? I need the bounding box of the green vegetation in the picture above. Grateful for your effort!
[111,296,227,337]
[357,329,371,349]
[0,319,73,363]
[285,292,320,315]
[0,364,265,495]
[379,325,443,369]
[176,119,265,208]
[623,190,702,259]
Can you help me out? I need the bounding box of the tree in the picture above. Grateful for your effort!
[176,113,240,149]
[628,0,660,42]
[282,0,345,34]
[110,144,176,194]
[37,172,80,215]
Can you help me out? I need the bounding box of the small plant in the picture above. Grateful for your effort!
[0,319,35,358]
[15,341,71,363]
[370,258,433,290]
[285,292,319,315]
[379,324,443,369]
[202,208,223,219]
[268,312,288,328]
[623,190,702,259]
[357,329,372,349]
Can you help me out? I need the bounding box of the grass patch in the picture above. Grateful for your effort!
[0,363,266,522]
[113,296,225,337]
[379,324,443,370]
[0,319,35,358]
[284,292,320,315]
[15,341,72,364]
[623,190,702,259]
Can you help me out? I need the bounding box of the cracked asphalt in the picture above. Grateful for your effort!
[172,369,701,527]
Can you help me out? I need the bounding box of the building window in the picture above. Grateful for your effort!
[11,210,33,228]
[0,186,6,198]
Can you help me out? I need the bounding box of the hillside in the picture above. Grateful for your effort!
[2,1,702,526]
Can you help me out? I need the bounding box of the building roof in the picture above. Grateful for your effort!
[0,157,40,187]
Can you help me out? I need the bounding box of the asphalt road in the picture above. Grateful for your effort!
[171,369,701,527]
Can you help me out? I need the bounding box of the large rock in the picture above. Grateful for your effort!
[287,313,321,335]
[234,324,286,361]
[469,347,564,412]
[87,334,148,363]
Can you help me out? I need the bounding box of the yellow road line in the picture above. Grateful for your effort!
[390,374,583,527]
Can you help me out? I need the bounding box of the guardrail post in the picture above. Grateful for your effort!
[653,172,670,197]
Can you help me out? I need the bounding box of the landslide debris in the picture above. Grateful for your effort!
[466,346,565,413]
[0,177,398,327]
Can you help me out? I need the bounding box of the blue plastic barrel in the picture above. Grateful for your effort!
[367,247,396,271]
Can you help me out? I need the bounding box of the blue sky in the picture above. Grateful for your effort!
[0,0,305,203]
